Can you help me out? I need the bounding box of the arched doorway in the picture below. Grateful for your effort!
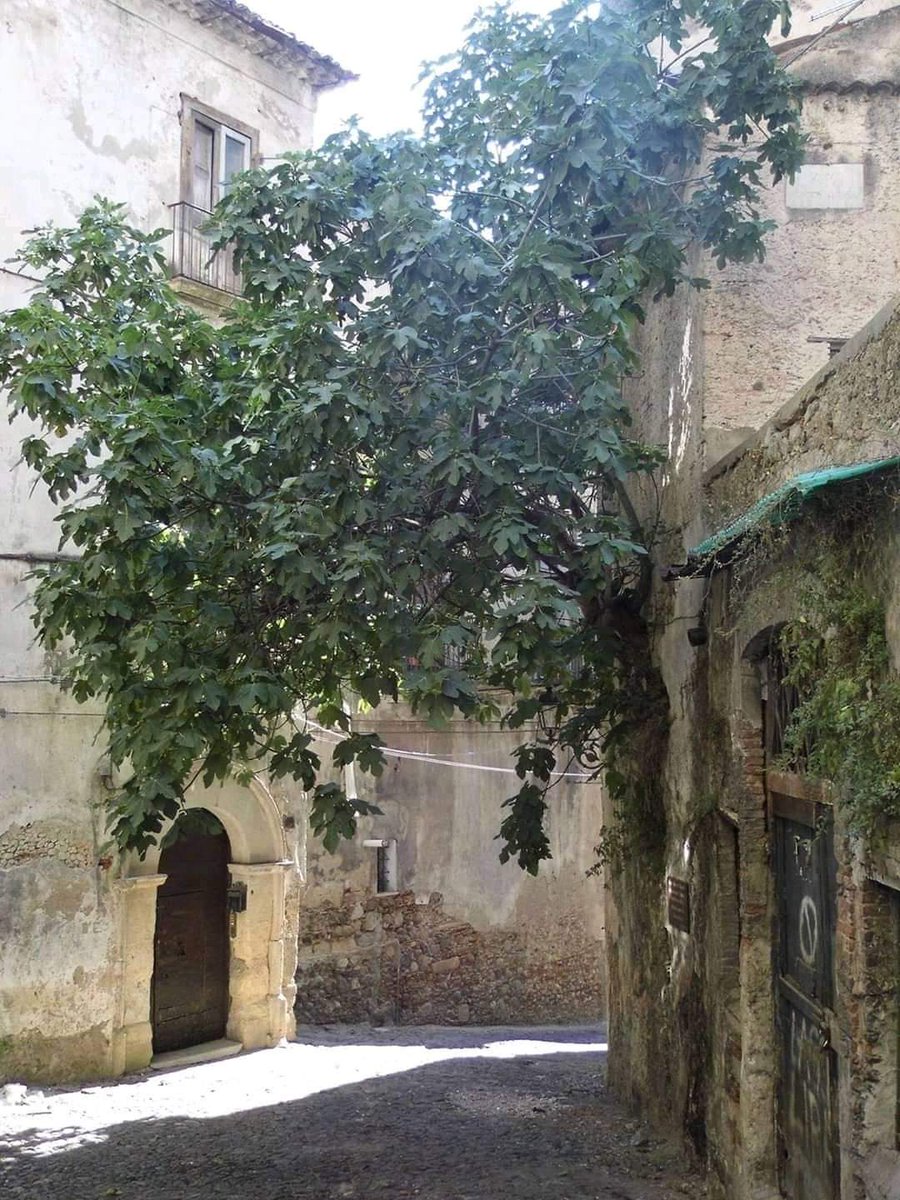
[151,810,230,1053]
[763,630,839,1200]
[114,776,296,1075]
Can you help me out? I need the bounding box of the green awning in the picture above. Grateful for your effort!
[676,457,900,577]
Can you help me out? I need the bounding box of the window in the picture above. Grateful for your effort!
[172,99,258,296]
[190,117,252,211]
[765,627,816,771]
[364,838,399,894]
[181,98,257,212]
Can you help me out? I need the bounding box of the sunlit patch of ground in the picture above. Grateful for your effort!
[1,1027,606,1159]
[1,1025,704,1200]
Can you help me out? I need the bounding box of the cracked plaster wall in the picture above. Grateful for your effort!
[0,0,323,1081]
[1,0,318,556]
[297,710,607,1027]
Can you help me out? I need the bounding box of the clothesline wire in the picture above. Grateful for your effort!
[304,719,595,782]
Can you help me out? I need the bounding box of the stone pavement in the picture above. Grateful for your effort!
[1,1024,705,1199]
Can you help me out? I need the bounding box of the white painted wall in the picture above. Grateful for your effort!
[0,0,324,1082]
[1,0,318,554]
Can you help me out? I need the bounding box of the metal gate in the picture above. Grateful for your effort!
[772,781,839,1200]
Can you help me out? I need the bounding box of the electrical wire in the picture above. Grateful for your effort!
[781,0,871,67]
[0,682,595,777]
[0,676,64,683]
[305,719,595,782]
[0,705,595,776]
[0,709,105,718]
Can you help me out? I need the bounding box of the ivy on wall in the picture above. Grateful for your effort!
[773,514,900,836]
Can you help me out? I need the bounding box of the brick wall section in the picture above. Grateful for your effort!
[735,723,769,941]
[714,819,741,1012]
[834,852,861,1131]
[733,719,780,1195]
[832,851,900,1196]
[295,889,604,1026]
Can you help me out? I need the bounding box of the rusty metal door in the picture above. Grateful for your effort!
[152,816,230,1053]
[773,787,839,1200]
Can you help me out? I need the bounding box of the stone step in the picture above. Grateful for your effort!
[150,1038,242,1071]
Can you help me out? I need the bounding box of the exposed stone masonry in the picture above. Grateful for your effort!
[0,820,94,870]
[295,889,604,1027]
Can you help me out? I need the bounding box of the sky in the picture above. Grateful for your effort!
[247,1,559,141]
[247,0,879,142]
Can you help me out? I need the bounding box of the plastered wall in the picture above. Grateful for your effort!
[0,0,325,1082]
[297,711,607,1026]
[1,0,318,556]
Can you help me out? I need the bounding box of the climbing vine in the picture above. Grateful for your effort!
[589,645,669,873]
[776,518,900,836]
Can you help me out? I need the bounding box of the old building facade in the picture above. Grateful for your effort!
[0,0,350,1082]
[297,708,606,1027]
[1,0,606,1085]
[607,5,900,1199]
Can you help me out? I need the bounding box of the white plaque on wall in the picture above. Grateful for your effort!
[785,163,865,210]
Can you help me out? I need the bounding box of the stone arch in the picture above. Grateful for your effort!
[113,774,295,1075]
[127,774,286,877]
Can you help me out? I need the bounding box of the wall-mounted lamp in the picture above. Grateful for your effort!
[226,880,248,913]
[227,878,248,939]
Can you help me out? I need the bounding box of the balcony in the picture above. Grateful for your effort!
[168,202,241,300]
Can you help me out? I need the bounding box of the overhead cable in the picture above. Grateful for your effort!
[305,719,595,781]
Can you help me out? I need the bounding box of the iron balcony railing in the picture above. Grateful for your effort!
[169,202,241,297]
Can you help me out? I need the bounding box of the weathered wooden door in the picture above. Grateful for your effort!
[152,813,230,1053]
[772,782,839,1200]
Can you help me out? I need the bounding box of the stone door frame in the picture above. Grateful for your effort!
[111,775,296,1074]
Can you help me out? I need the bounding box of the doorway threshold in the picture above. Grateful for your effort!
[150,1038,242,1071]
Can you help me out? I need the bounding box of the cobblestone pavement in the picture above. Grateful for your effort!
[1,1024,705,1200]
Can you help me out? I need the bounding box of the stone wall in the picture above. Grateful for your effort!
[706,297,900,523]
[605,248,709,1140]
[295,887,604,1027]
[701,9,900,450]
[700,291,900,1199]
[611,250,900,1200]
[604,11,900,1198]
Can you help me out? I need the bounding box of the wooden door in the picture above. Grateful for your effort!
[152,813,230,1053]
[773,786,839,1200]
[763,632,839,1199]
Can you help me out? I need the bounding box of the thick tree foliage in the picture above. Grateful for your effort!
[0,1,803,865]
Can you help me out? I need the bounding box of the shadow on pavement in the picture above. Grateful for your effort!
[1,1028,692,1200]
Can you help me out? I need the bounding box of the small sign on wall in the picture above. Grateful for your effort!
[785,163,864,211]
[667,876,691,933]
